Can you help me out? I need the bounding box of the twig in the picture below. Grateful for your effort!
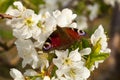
[45,62,55,76]
[0,13,13,19]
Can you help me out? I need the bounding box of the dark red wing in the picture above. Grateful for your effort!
[42,27,71,51]
[64,28,80,40]
[42,27,86,51]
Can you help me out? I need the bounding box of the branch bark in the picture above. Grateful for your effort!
[0,13,13,19]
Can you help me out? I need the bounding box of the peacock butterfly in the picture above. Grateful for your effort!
[42,26,86,51]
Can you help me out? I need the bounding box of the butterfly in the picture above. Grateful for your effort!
[42,26,86,51]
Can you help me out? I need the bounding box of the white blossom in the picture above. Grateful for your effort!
[24,69,38,76]
[87,3,99,21]
[90,25,111,71]
[13,9,41,39]
[53,49,90,80]
[53,8,77,27]
[15,39,39,69]
[7,1,25,17]
[10,68,25,80]
[91,25,111,53]
[43,8,77,31]
[53,49,83,69]
[56,66,90,80]
[6,1,41,39]
[37,51,49,71]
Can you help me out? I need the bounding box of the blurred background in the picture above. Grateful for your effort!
[0,0,120,80]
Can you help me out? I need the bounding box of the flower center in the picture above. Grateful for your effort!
[63,58,72,66]
[37,21,46,33]
[25,17,34,27]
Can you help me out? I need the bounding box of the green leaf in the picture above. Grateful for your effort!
[85,53,109,69]
[68,38,90,52]
[81,38,90,48]
[51,65,58,77]
[0,0,15,13]
[30,77,37,80]
[85,56,93,69]
[92,53,109,61]
[69,41,82,52]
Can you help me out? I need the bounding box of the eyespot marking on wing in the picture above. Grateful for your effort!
[78,30,86,36]
[43,42,52,51]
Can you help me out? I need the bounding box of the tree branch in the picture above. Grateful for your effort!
[0,13,13,19]
[45,62,55,76]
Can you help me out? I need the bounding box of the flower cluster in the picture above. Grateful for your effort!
[7,1,111,80]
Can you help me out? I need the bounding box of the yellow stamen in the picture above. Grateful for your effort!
[63,58,72,66]
[69,68,76,79]
[24,16,34,27]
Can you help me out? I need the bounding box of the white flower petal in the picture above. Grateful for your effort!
[44,76,50,80]
[69,22,77,28]
[57,15,67,27]
[24,69,38,76]
[15,39,39,68]
[10,68,24,80]
[91,25,110,53]
[31,26,41,40]
[55,50,68,59]
[13,27,32,39]
[80,48,91,56]
[54,8,77,27]
[13,1,24,11]
[56,69,65,77]
[69,49,81,61]
[53,59,62,68]
[22,9,34,18]
[45,16,56,32]
[78,67,90,79]
[95,60,104,68]
[53,10,61,18]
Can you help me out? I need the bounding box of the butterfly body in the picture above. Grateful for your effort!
[42,26,86,51]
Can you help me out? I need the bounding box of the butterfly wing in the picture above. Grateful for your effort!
[42,26,86,51]
[42,26,71,51]
[63,28,86,40]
